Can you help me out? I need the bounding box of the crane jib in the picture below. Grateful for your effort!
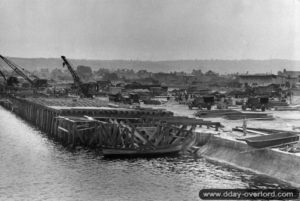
[0,55,47,88]
[60,55,94,98]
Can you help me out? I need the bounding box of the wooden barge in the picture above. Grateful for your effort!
[239,133,299,148]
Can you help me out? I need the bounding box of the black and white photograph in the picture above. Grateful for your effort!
[0,0,300,200]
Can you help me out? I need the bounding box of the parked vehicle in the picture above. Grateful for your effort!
[216,101,228,109]
[188,96,214,110]
[242,97,269,111]
[109,93,140,105]
[123,93,140,104]
[108,93,124,102]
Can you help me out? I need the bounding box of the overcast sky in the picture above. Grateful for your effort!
[0,0,299,60]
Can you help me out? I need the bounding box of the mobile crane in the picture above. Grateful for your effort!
[0,62,19,87]
[61,56,97,98]
[0,55,48,88]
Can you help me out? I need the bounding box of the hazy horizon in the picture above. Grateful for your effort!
[4,56,300,62]
[1,0,300,61]
[1,57,299,74]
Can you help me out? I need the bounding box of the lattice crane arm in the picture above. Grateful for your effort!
[61,56,83,86]
[0,69,6,81]
[0,55,34,85]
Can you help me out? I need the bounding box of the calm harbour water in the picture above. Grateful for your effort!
[0,106,293,201]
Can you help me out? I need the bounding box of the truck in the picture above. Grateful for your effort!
[242,97,269,111]
[108,93,140,105]
[188,96,214,110]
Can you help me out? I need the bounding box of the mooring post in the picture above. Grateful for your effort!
[243,117,247,136]
[71,123,76,147]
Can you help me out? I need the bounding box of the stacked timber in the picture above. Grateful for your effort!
[269,100,288,107]
[140,116,221,131]
[195,109,274,120]
[274,106,300,111]
[224,112,274,120]
[195,109,240,118]
[234,127,300,135]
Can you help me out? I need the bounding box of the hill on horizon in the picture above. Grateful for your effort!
[1,57,299,74]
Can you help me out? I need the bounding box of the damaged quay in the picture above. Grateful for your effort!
[0,55,300,200]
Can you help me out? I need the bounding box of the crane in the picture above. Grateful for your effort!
[0,60,19,87]
[0,55,33,85]
[0,69,6,91]
[61,56,96,98]
[0,55,47,88]
[0,69,6,82]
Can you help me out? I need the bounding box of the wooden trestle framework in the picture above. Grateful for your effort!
[0,96,221,150]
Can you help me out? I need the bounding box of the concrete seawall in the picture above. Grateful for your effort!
[196,134,300,187]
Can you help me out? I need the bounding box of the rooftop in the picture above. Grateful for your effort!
[239,74,277,78]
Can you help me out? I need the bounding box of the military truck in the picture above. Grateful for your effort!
[242,97,269,111]
[188,96,214,110]
[109,93,140,105]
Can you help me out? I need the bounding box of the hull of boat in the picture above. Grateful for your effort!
[242,133,299,148]
[103,144,183,158]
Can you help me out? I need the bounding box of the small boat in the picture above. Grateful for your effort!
[239,133,299,148]
[102,144,183,158]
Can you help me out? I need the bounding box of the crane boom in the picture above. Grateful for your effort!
[61,56,96,98]
[0,55,34,85]
[61,56,82,86]
[0,69,6,81]
[22,67,39,79]
[0,64,7,81]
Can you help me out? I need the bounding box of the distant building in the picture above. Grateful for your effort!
[137,70,152,79]
[153,73,194,87]
[205,70,218,77]
[238,74,279,87]
[281,70,300,79]
[238,73,296,88]
[109,86,122,94]
[278,69,300,88]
